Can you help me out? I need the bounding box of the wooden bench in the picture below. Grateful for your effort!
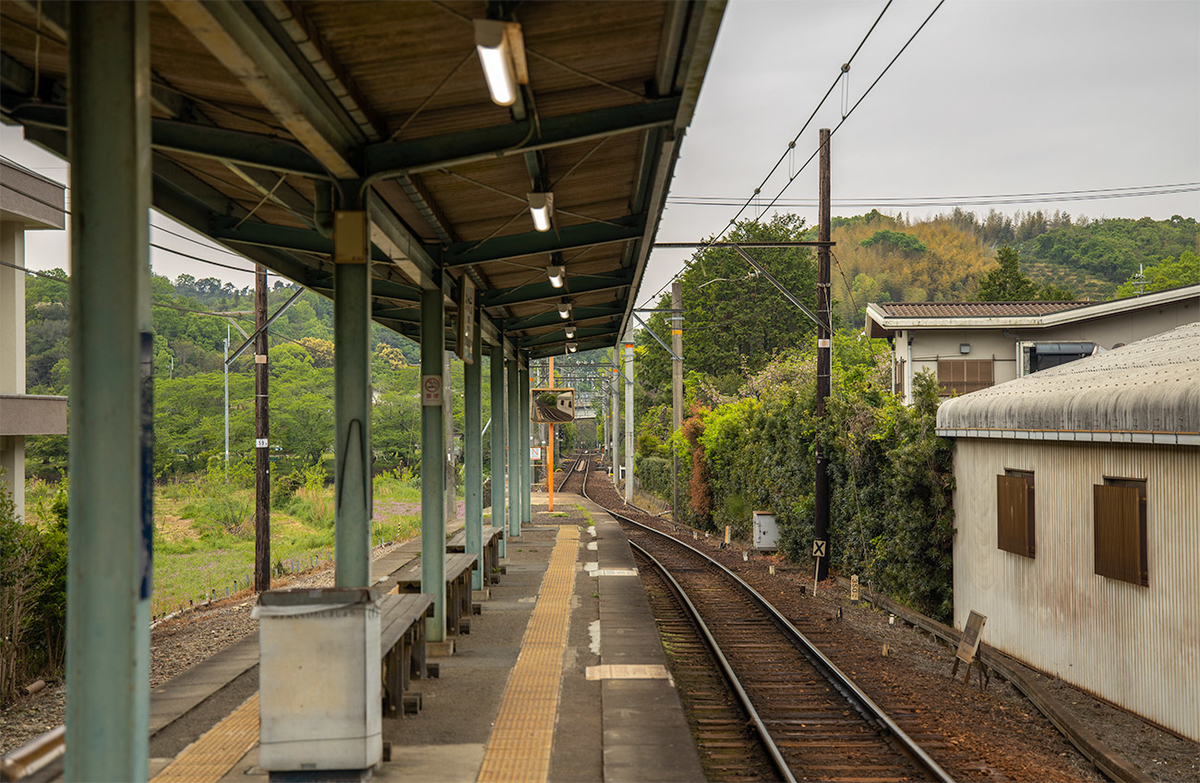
[391,552,478,635]
[379,592,435,718]
[447,526,505,585]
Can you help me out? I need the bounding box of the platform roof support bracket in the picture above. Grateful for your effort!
[333,208,373,588]
[464,309,484,591]
[420,287,447,642]
[64,3,152,779]
[490,343,507,558]
[506,356,522,540]
[520,361,532,526]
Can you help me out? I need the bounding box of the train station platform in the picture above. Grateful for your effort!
[144,492,701,783]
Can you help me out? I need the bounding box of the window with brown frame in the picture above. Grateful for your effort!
[1093,478,1148,587]
[894,357,906,397]
[937,359,994,396]
[997,469,1035,558]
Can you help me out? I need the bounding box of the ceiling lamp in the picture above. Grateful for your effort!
[547,265,565,289]
[474,20,518,106]
[564,324,576,339]
[527,192,554,232]
[566,342,578,354]
[557,300,572,319]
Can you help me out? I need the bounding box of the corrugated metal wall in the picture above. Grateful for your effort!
[952,439,1200,741]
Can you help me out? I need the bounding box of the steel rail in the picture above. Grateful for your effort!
[580,461,956,783]
[628,537,797,783]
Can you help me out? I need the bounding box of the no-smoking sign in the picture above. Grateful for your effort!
[422,374,443,406]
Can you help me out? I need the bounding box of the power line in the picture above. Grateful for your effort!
[636,1,898,309]
[667,182,1200,209]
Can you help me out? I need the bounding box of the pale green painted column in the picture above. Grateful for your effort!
[420,289,447,640]
[506,357,521,539]
[489,343,506,558]
[334,209,372,587]
[520,358,532,524]
[464,311,483,590]
[65,3,151,779]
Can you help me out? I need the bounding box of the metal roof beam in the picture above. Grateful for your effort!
[520,325,618,348]
[506,304,624,333]
[529,336,615,359]
[162,0,363,178]
[435,214,646,268]
[483,269,635,309]
[364,98,681,177]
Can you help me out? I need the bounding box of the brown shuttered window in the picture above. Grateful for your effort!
[997,470,1035,558]
[1093,479,1148,586]
[937,359,994,396]
[894,358,906,396]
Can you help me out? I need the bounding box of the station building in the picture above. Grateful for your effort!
[867,285,1200,404]
[936,322,1200,741]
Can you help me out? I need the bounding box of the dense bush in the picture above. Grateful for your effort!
[636,456,672,501]
[658,339,956,622]
[0,473,68,705]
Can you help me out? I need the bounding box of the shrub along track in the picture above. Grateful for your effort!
[564,450,1107,783]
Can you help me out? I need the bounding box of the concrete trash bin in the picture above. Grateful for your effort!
[254,588,382,772]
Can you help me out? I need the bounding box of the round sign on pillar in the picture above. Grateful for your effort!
[422,374,443,406]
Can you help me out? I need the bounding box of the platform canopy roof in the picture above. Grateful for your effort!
[0,0,725,359]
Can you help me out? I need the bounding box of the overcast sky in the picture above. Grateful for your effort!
[5,0,1198,303]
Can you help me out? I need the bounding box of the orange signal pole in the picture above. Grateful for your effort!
[548,357,555,511]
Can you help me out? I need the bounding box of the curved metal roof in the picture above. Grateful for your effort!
[936,321,1200,446]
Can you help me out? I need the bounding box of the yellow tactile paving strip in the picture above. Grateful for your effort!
[477,526,580,783]
[151,694,259,783]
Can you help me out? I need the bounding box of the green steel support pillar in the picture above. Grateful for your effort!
[490,343,506,558]
[65,3,151,779]
[520,358,532,524]
[464,312,483,590]
[420,288,447,641]
[506,357,521,539]
[334,208,372,587]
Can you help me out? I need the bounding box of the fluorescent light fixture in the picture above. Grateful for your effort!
[567,342,578,353]
[547,265,565,288]
[528,192,554,232]
[558,300,572,319]
[475,20,517,106]
[564,324,576,339]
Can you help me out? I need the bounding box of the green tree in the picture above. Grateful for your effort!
[1115,251,1200,297]
[976,245,1040,301]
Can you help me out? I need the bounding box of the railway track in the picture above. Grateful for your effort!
[567,452,958,783]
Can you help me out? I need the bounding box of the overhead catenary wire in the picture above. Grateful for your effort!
[668,182,1200,209]
[640,0,948,310]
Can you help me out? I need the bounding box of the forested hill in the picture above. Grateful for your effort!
[25,270,421,394]
[830,210,1198,320]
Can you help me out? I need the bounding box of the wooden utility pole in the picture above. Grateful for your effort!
[254,265,270,593]
[814,128,832,584]
[671,281,683,517]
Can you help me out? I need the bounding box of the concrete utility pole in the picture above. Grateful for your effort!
[624,330,635,504]
[254,265,270,593]
[814,128,832,583]
[671,282,684,516]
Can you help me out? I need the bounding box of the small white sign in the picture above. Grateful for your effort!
[255,438,268,448]
[530,447,542,461]
[850,574,860,602]
[818,338,832,348]
[422,374,443,406]
[812,539,827,558]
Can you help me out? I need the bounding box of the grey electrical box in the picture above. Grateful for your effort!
[753,511,778,551]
